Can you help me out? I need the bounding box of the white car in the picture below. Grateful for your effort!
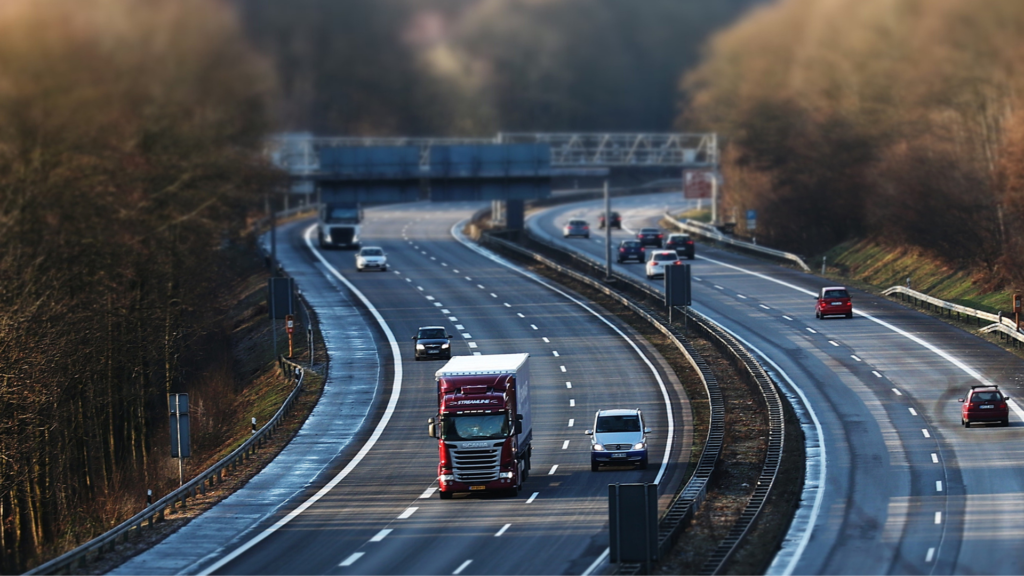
[355,246,387,272]
[645,250,681,279]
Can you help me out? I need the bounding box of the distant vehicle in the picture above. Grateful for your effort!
[815,286,853,319]
[636,227,663,247]
[665,233,695,260]
[318,203,363,249]
[960,385,1009,427]
[645,250,682,279]
[563,219,590,239]
[429,354,532,498]
[598,211,622,229]
[412,326,452,361]
[586,408,650,471]
[355,246,387,272]
[617,240,645,263]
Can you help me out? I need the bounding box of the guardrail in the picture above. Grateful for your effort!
[483,231,787,574]
[661,213,812,273]
[882,286,1024,347]
[27,357,306,575]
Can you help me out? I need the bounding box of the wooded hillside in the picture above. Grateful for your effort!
[683,0,1024,288]
[0,0,276,570]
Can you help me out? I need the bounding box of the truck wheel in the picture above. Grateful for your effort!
[439,490,453,500]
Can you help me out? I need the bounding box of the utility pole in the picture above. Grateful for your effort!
[604,181,612,281]
[711,173,718,226]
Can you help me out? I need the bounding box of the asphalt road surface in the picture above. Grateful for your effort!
[532,192,1024,575]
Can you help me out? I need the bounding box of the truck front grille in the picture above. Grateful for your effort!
[451,446,500,482]
[330,227,355,244]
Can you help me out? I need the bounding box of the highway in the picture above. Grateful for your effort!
[530,191,1024,575]
[195,202,692,575]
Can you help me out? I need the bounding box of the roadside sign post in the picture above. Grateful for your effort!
[1014,294,1022,331]
[286,314,295,358]
[665,264,692,327]
[169,394,190,487]
[268,277,295,358]
[604,181,612,281]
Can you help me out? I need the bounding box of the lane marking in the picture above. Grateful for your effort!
[426,296,435,301]
[504,303,512,307]
[420,487,437,499]
[526,492,539,504]
[909,408,918,416]
[495,524,511,537]
[434,302,443,307]
[442,263,448,267]
[783,315,793,321]
[548,465,558,475]
[583,549,611,576]
[468,342,478,349]
[430,256,436,261]
[453,560,472,575]
[922,429,931,438]
[566,382,572,389]
[552,350,559,356]
[473,352,481,356]
[517,313,526,318]
[737,294,748,299]
[934,511,942,524]
[568,419,574,427]
[694,276,702,281]
[543,337,551,343]
[449,316,458,321]
[200,226,407,576]
[370,529,392,542]
[465,276,472,281]
[454,269,460,274]
[570,399,575,407]
[339,553,364,567]
[455,324,464,330]
[562,440,570,449]
[560,366,567,372]
[397,507,418,519]
[851,355,862,362]
[461,333,472,338]
[936,481,943,492]
[491,293,498,298]
[872,371,883,378]
[893,388,903,396]
[828,341,839,347]
[441,309,450,314]
[806,328,817,334]
[932,453,939,463]
[406,278,412,283]
[760,305,771,310]
[926,548,935,563]
[477,284,486,290]
[531,324,539,330]
[714,284,723,290]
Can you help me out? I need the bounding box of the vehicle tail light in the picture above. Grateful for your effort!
[686,240,693,245]
[640,247,645,251]
[657,234,663,238]
[619,248,625,252]
[583,226,589,230]
[674,261,682,265]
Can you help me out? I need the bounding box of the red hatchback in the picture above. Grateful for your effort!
[815,286,853,319]
[960,385,1010,427]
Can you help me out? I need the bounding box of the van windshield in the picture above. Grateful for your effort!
[596,415,641,433]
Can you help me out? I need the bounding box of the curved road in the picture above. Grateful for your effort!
[531,192,1024,575]
[202,202,692,575]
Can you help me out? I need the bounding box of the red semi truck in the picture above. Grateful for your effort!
[428,353,532,499]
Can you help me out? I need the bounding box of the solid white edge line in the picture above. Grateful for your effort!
[454,220,675,576]
[582,548,611,576]
[197,224,405,576]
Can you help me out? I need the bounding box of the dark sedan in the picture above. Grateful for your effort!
[636,228,663,247]
[617,240,645,263]
[413,326,452,361]
[598,212,622,229]
[665,234,695,259]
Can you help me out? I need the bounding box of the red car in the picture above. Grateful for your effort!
[815,286,853,319]
[960,385,1009,427]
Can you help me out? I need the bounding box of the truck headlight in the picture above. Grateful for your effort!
[439,474,454,482]
[499,471,514,479]
[633,442,646,450]
[592,444,605,451]
[441,343,450,349]
[416,344,425,350]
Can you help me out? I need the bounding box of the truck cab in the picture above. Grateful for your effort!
[317,203,362,249]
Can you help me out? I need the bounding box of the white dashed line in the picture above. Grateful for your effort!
[560,366,566,372]
[934,511,942,524]
[504,303,511,307]
[393,271,401,275]
[416,286,424,291]
[455,324,464,330]
[936,480,943,492]
[828,341,839,347]
[851,355,862,362]
[448,316,458,321]
[477,284,486,290]
[931,453,939,463]
[441,309,450,314]
[873,371,883,378]
[562,440,570,450]
[430,257,437,261]
[909,408,918,416]
[568,419,574,427]
[339,552,364,567]
[461,333,472,338]
[543,337,550,343]
[420,487,437,499]
[926,548,935,563]
[406,278,412,283]
[468,342,478,349]
[714,285,724,290]
[922,429,930,438]
[398,507,418,519]
[760,305,771,310]
[453,269,459,274]
[893,388,903,396]
[453,560,472,575]
[806,328,817,334]
[495,524,511,537]
[548,465,558,475]
[491,293,498,298]
[693,276,702,281]
[442,263,448,267]
[421,251,427,255]
[526,492,539,504]
[566,382,572,389]
[434,303,443,307]
[783,315,793,321]
[517,313,525,318]
[552,351,559,357]
[569,399,575,407]
[530,324,538,330]
[370,529,393,542]
[426,296,435,301]
[737,294,748,299]
[465,277,472,281]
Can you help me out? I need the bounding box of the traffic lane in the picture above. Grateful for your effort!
[323,205,686,574]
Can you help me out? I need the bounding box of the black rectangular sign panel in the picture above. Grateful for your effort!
[268,277,295,319]
[664,263,691,308]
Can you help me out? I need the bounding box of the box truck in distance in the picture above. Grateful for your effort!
[428,353,532,499]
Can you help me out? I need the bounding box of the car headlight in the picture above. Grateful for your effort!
[416,344,425,350]
[633,442,646,450]
[592,444,605,451]
[441,343,450,349]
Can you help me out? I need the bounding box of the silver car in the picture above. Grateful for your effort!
[586,408,650,471]
[355,246,388,272]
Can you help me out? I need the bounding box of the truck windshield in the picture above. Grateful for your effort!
[441,414,510,441]
[326,208,360,223]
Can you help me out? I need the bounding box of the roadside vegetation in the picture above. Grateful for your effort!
[682,0,1024,295]
[0,0,278,571]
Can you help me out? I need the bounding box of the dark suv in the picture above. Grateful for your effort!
[664,234,695,260]
[617,240,645,263]
[960,385,1010,427]
[637,228,663,247]
[598,212,622,229]
[413,326,452,361]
